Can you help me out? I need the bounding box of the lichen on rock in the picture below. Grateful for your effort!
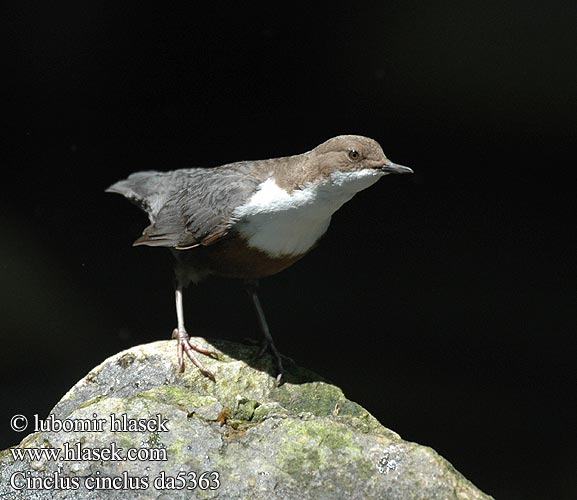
[0,339,494,500]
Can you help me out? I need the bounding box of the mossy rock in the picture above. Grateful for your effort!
[0,340,493,500]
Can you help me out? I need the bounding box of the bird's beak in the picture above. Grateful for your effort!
[381,160,413,175]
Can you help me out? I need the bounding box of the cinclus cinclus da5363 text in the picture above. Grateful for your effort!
[107,135,412,384]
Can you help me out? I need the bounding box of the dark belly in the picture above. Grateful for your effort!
[175,233,309,280]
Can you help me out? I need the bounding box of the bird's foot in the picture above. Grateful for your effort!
[256,337,293,386]
[171,328,218,382]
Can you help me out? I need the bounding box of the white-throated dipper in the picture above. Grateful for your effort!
[107,135,412,384]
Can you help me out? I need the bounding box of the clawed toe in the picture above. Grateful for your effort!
[255,339,286,386]
[172,328,216,382]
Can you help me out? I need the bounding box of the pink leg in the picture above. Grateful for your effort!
[172,284,217,382]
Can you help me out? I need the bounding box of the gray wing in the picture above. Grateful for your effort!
[107,162,263,249]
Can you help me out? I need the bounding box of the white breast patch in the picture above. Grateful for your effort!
[232,169,383,257]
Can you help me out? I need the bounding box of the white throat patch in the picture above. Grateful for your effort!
[232,168,383,257]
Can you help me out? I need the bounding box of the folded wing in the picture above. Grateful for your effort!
[106,162,262,249]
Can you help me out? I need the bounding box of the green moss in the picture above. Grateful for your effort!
[137,385,217,409]
[275,381,373,421]
[252,402,289,422]
[74,395,105,412]
[166,436,187,457]
[145,431,162,448]
[232,398,260,421]
[276,418,366,476]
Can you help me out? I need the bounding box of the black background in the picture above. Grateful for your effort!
[2,2,576,499]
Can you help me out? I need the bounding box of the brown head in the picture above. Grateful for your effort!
[292,135,412,186]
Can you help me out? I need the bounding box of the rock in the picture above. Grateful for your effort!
[0,339,494,500]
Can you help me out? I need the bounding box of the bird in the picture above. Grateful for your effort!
[106,135,413,384]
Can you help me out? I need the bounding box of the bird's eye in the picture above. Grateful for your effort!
[348,149,360,161]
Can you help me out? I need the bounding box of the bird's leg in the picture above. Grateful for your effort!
[244,280,285,385]
[172,281,217,382]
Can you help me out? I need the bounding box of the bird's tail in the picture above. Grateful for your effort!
[106,170,167,222]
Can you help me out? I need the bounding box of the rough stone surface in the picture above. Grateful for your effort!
[0,339,494,500]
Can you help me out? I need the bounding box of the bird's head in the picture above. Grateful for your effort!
[310,135,413,180]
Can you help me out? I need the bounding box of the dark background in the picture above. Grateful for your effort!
[2,2,575,499]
